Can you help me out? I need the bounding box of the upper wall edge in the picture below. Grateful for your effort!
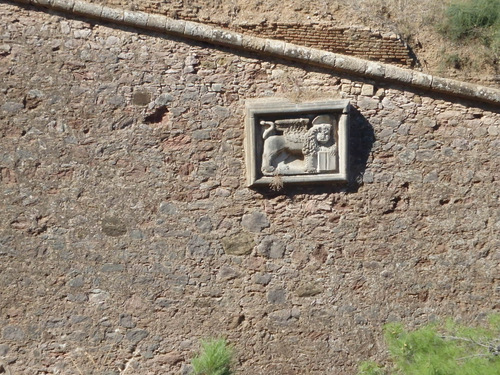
[7,0,500,105]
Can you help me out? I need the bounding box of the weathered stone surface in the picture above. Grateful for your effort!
[101,216,127,237]
[221,232,255,255]
[361,84,375,96]
[358,96,379,110]
[218,265,240,280]
[187,236,212,257]
[267,287,287,304]
[241,211,270,232]
[2,326,25,341]
[254,272,272,285]
[296,282,323,297]
[257,236,286,258]
[119,314,136,328]
[125,329,149,343]
[0,4,499,375]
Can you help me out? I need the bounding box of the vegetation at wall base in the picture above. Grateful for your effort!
[358,315,500,375]
[191,338,234,375]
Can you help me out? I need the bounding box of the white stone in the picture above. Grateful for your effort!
[361,84,375,96]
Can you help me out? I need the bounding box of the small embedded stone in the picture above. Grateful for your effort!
[218,265,240,281]
[159,202,178,215]
[296,283,323,297]
[154,352,184,366]
[0,44,11,56]
[221,232,254,255]
[267,287,287,304]
[257,236,285,258]
[195,216,212,233]
[358,97,379,110]
[101,217,127,237]
[125,329,149,344]
[119,314,136,328]
[155,93,174,106]
[242,211,270,233]
[2,325,25,341]
[132,91,151,106]
[187,236,212,257]
[361,84,374,96]
[1,102,24,113]
[269,309,295,325]
[254,272,272,285]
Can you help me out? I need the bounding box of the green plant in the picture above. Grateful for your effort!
[439,0,500,46]
[191,338,234,375]
[358,315,500,375]
[357,360,387,375]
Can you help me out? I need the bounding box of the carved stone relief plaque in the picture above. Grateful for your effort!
[245,99,349,187]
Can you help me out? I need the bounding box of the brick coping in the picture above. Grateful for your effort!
[8,0,500,104]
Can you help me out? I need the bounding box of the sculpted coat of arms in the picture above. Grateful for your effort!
[245,100,349,187]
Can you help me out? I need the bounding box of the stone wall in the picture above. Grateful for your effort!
[87,0,414,66]
[1,4,499,375]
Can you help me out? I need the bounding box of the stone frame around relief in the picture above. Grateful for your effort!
[245,99,350,187]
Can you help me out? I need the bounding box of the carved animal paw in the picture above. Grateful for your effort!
[262,166,275,174]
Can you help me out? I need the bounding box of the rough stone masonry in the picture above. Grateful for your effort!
[0,2,499,375]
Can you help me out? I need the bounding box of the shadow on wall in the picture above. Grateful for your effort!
[347,106,376,191]
[257,106,375,197]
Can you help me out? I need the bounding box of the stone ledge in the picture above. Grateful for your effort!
[10,0,500,105]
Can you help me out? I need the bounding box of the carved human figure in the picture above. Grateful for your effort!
[260,114,336,175]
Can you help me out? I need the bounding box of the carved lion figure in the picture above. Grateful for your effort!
[261,118,333,175]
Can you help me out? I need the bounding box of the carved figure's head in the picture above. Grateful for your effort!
[311,114,336,144]
[315,124,332,143]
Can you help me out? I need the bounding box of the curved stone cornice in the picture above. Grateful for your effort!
[8,0,500,104]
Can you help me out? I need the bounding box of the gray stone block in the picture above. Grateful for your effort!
[432,76,482,100]
[267,287,287,304]
[212,29,244,47]
[384,64,412,83]
[308,48,324,65]
[365,61,385,78]
[254,272,272,285]
[72,0,102,18]
[146,14,167,31]
[77,2,102,18]
[334,55,367,74]
[412,71,433,88]
[242,211,269,233]
[241,35,266,51]
[126,329,149,344]
[320,52,336,66]
[284,43,312,61]
[101,6,124,23]
[477,86,500,103]
[123,10,149,28]
[51,0,75,11]
[257,236,286,258]
[184,21,214,41]
[165,18,186,35]
[264,39,286,55]
[30,0,52,7]
[187,236,212,257]
[2,326,25,341]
